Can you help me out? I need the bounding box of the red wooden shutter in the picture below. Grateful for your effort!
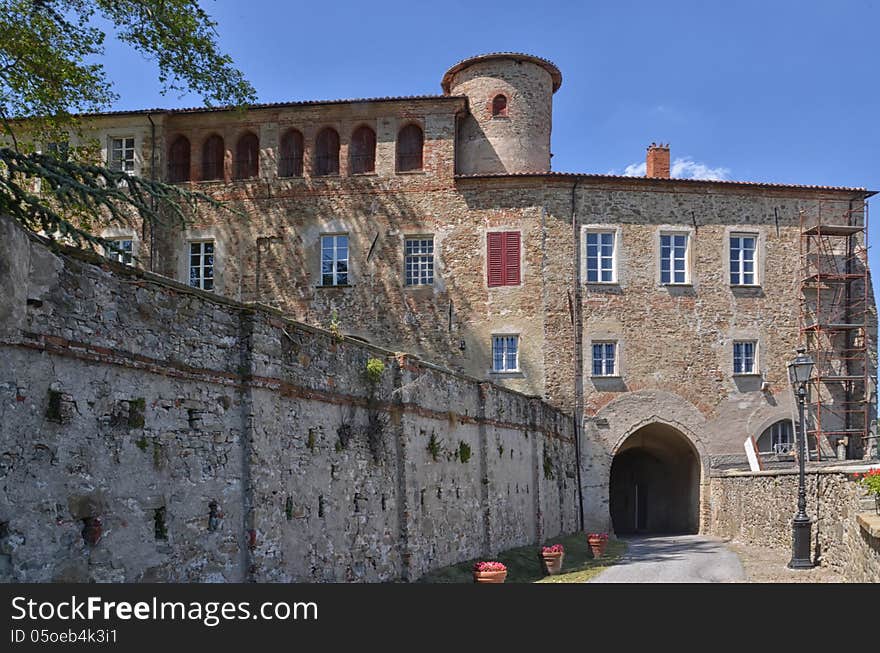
[487,232,504,287]
[504,232,520,285]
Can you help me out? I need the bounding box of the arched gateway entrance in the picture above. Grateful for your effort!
[609,422,700,534]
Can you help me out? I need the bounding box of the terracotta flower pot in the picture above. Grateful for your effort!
[473,570,507,583]
[541,551,564,575]
[587,536,608,558]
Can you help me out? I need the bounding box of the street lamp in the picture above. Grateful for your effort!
[787,346,815,569]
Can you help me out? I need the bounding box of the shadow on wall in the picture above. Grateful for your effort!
[455,114,506,175]
[167,172,547,399]
[609,422,700,535]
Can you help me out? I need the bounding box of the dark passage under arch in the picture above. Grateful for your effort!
[609,423,700,535]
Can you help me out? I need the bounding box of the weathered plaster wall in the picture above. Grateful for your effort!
[0,216,576,582]
[708,465,880,582]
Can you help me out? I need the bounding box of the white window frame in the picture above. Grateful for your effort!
[105,238,134,266]
[108,136,136,174]
[591,341,618,377]
[188,240,215,291]
[583,228,618,284]
[491,334,519,373]
[729,233,758,286]
[733,340,758,375]
[659,231,691,285]
[320,234,350,286]
[758,420,794,454]
[404,236,434,287]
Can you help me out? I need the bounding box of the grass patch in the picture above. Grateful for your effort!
[418,532,627,583]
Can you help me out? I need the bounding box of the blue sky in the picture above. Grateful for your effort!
[99,0,880,283]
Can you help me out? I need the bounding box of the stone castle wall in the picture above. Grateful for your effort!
[0,215,577,582]
[708,466,880,583]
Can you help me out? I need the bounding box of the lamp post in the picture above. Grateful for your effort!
[787,346,815,569]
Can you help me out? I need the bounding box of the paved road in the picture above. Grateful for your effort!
[589,535,746,583]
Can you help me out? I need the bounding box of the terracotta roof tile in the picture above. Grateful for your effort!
[76,95,463,119]
[454,171,874,195]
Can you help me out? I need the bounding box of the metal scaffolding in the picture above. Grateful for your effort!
[799,199,873,460]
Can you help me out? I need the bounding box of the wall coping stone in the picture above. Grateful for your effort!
[856,512,880,539]
[713,464,880,478]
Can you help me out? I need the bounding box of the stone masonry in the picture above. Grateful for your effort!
[709,465,880,583]
[0,215,577,582]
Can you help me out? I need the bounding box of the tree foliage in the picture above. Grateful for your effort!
[0,0,256,248]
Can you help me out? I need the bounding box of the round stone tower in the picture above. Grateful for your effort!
[441,52,562,175]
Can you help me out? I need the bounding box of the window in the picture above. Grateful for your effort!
[405,237,434,286]
[660,233,689,284]
[202,134,225,181]
[189,241,215,291]
[733,340,757,374]
[396,124,423,172]
[109,137,135,173]
[492,335,519,372]
[321,235,349,286]
[168,135,191,182]
[487,231,521,287]
[592,342,617,377]
[234,132,259,180]
[758,420,794,454]
[315,128,340,176]
[492,94,508,118]
[278,129,304,178]
[47,141,69,161]
[730,234,757,285]
[106,239,133,266]
[350,126,376,175]
[585,231,615,283]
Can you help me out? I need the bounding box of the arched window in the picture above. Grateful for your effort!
[349,125,376,175]
[492,94,508,118]
[396,124,423,172]
[757,420,794,454]
[278,129,304,178]
[314,127,340,176]
[202,134,225,181]
[168,135,191,182]
[234,132,259,180]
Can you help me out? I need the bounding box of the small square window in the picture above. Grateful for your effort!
[106,239,133,266]
[109,137,136,173]
[47,141,69,161]
[733,340,757,374]
[405,237,434,286]
[491,335,519,372]
[592,342,617,377]
[321,234,349,286]
[660,233,689,284]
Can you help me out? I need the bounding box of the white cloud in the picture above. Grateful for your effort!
[610,157,731,181]
[670,158,731,180]
[622,162,646,176]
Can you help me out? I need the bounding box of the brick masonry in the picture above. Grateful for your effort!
[0,215,577,582]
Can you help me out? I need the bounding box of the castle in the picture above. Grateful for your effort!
[1,54,876,578]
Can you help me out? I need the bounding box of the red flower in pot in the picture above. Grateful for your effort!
[540,543,565,575]
[472,561,507,583]
[586,532,609,558]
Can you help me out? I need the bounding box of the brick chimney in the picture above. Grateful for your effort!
[646,142,670,178]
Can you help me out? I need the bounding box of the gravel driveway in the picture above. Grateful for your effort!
[588,535,746,583]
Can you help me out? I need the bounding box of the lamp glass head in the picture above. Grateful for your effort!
[788,349,814,384]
